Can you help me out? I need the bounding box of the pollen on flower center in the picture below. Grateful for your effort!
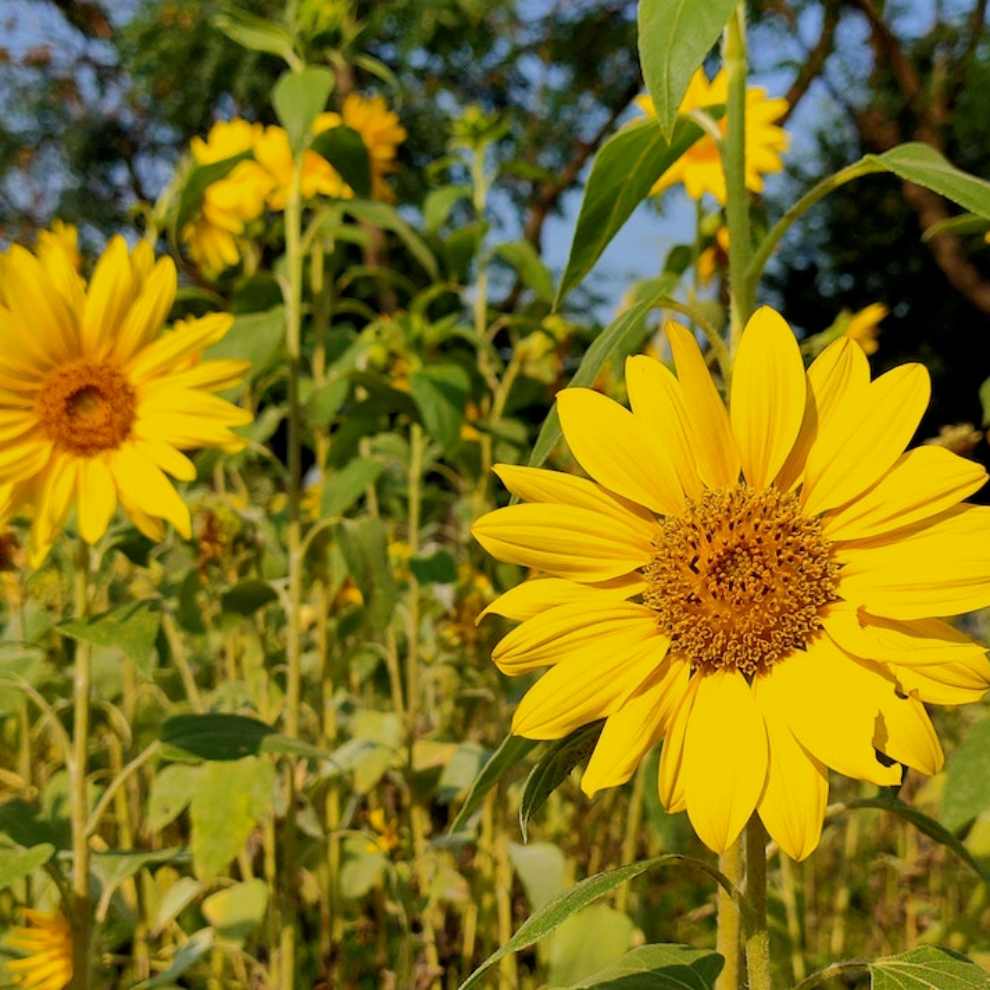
[37,361,136,456]
[643,486,839,676]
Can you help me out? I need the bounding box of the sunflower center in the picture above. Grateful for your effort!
[37,361,136,455]
[643,486,839,676]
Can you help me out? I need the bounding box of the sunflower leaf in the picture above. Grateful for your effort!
[273,67,334,152]
[556,942,725,989]
[0,843,55,891]
[942,717,990,831]
[311,126,372,199]
[870,947,990,990]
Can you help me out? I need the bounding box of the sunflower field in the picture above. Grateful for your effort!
[3,1,990,988]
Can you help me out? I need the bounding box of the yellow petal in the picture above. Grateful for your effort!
[823,446,987,541]
[581,657,691,796]
[111,257,177,364]
[493,600,661,674]
[76,456,117,544]
[478,575,644,623]
[658,672,699,813]
[867,661,944,774]
[665,321,740,489]
[755,688,828,861]
[823,603,987,666]
[133,439,197,482]
[109,444,191,539]
[81,235,136,357]
[556,388,684,515]
[471,503,652,582]
[837,505,990,619]
[802,363,930,516]
[125,314,234,384]
[730,307,806,489]
[29,452,77,566]
[492,464,658,542]
[624,355,703,500]
[891,657,990,705]
[512,636,668,739]
[684,670,768,853]
[753,637,901,786]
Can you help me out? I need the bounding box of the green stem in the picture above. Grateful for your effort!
[406,422,423,727]
[743,817,772,990]
[69,541,92,990]
[715,842,743,990]
[723,2,754,351]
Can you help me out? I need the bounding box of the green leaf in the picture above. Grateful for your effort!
[190,757,275,880]
[637,0,736,140]
[871,947,990,990]
[221,579,277,616]
[0,843,54,891]
[336,517,399,628]
[494,241,555,303]
[213,7,296,64]
[520,722,603,842]
[529,291,670,468]
[202,878,269,944]
[424,184,471,233]
[146,764,201,831]
[310,126,372,198]
[175,151,252,235]
[555,117,707,305]
[457,855,734,990]
[205,305,285,380]
[321,458,384,518]
[151,876,203,935]
[449,734,538,834]
[557,942,724,989]
[134,928,214,989]
[306,377,350,428]
[848,793,987,883]
[410,363,471,450]
[922,211,990,242]
[93,848,183,917]
[868,143,990,219]
[342,200,438,278]
[548,905,635,987]
[58,600,160,679]
[273,67,334,152]
[942,718,990,831]
[160,713,276,762]
[508,841,567,911]
[409,550,457,585]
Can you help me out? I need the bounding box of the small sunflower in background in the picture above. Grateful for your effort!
[0,234,251,566]
[843,302,888,355]
[4,909,73,990]
[333,93,408,201]
[637,68,789,203]
[473,308,990,860]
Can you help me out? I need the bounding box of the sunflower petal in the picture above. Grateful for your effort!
[658,671,698,813]
[109,444,191,539]
[891,657,990,705]
[478,575,645,623]
[76,456,118,544]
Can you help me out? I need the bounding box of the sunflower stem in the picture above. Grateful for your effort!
[715,841,743,990]
[69,540,92,990]
[744,816,773,990]
[723,2,754,353]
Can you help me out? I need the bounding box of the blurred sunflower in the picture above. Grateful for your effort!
[36,220,81,273]
[181,120,274,277]
[473,308,990,859]
[255,120,353,210]
[0,235,251,566]
[843,302,888,355]
[637,69,789,203]
[4,909,72,990]
[331,93,407,201]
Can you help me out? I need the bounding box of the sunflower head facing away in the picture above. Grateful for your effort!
[4,909,73,990]
[637,68,790,203]
[473,307,990,859]
[0,234,251,566]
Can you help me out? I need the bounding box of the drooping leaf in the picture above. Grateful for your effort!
[637,0,736,139]
[519,722,603,842]
[310,126,372,198]
[870,947,990,990]
[58,600,160,679]
[448,734,539,834]
[0,844,55,891]
[555,118,707,305]
[220,579,278,616]
[494,240,555,303]
[342,199,438,277]
[321,457,384,518]
[273,67,334,152]
[558,942,725,989]
[205,305,285,380]
[942,718,990,831]
[410,364,471,450]
[212,7,296,64]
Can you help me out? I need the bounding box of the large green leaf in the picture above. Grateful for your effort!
[557,943,724,989]
[58,600,160,679]
[871,947,990,990]
[548,905,635,987]
[942,718,990,831]
[311,126,372,198]
[457,855,735,990]
[273,67,334,152]
[160,713,328,763]
[519,722,603,842]
[555,118,705,305]
[448,734,538,834]
[0,844,55,891]
[637,0,736,140]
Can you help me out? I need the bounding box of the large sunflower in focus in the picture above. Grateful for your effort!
[637,68,789,203]
[473,308,990,859]
[0,235,250,566]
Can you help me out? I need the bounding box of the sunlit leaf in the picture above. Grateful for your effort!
[273,67,334,152]
[871,947,990,990]
[557,942,724,989]
[449,734,538,834]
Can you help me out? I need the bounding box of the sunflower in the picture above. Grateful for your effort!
[472,307,990,859]
[0,235,251,567]
[181,120,274,277]
[332,93,407,201]
[637,69,789,203]
[843,302,888,355]
[4,909,73,990]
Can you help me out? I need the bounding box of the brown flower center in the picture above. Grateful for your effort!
[37,361,136,455]
[643,486,839,676]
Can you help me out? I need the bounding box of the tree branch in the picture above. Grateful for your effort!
[781,0,840,124]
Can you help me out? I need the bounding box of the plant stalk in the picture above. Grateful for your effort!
[715,841,743,990]
[743,817,772,990]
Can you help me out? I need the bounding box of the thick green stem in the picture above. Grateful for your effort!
[715,842,742,990]
[723,3,754,350]
[743,817,772,990]
[69,541,92,990]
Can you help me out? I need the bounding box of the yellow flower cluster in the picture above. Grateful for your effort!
[4,910,73,990]
[182,94,407,277]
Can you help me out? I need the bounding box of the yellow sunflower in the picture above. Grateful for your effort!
[637,69,789,203]
[473,307,990,859]
[254,120,353,210]
[843,302,888,355]
[182,120,274,277]
[332,93,407,201]
[4,909,72,990]
[0,235,251,567]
